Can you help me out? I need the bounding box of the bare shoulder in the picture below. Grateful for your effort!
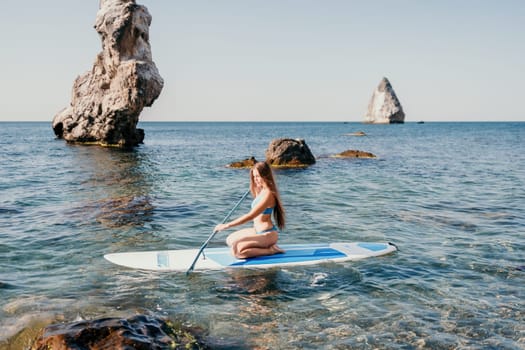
[260,189,276,204]
[254,189,275,207]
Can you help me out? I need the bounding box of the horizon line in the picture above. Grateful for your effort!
[0,119,523,123]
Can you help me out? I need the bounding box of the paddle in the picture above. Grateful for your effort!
[186,189,250,275]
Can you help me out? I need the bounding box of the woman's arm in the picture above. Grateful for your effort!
[215,190,273,231]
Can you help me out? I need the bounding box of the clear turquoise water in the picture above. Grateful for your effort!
[1,122,524,349]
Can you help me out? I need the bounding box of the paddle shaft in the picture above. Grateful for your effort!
[186,190,250,275]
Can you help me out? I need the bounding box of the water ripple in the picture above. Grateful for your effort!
[1,122,524,348]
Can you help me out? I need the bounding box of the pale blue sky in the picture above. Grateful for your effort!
[1,1,524,122]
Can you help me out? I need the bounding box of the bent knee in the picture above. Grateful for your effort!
[235,243,253,259]
[235,252,248,259]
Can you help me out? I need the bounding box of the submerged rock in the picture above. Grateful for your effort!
[265,138,316,168]
[227,156,257,169]
[364,77,405,124]
[95,195,154,227]
[344,131,367,136]
[331,150,376,158]
[52,0,164,148]
[30,315,207,350]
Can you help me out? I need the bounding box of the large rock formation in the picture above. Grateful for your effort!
[265,138,316,168]
[364,77,405,124]
[52,0,164,148]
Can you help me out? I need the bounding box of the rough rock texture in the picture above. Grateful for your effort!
[331,149,376,158]
[227,156,258,169]
[364,77,405,124]
[52,0,164,148]
[265,138,316,167]
[30,315,207,350]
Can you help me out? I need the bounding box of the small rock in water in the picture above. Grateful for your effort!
[265,138,316,168]
[331,150,376,158]
[345,131,367,136]
[311,272,329,286]
[227,156,257,169]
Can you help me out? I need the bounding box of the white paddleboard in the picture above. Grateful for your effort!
[104,242,397,272]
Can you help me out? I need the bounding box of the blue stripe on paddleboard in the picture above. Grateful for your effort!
[357,242,388,252]
[207,247,347,267]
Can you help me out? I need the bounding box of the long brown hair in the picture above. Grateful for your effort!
[250,161,285,230]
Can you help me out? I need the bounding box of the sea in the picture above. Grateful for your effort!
[0,121,524,349]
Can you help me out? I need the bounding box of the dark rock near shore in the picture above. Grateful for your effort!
[52,0,164,148]
[331,150,376,158]
[364,77,405,124]
[30,315,207,350]
[265,138,316,168]
[227,156,257,169]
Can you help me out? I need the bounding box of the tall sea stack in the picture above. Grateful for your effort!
[52,0,164,148]
[364,77,405,124]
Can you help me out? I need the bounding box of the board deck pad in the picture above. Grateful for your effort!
[104,242,397,272]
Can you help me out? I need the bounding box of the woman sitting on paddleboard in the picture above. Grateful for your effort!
[215,161,285,259]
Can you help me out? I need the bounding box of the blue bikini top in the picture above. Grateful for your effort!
[252,193,274,215]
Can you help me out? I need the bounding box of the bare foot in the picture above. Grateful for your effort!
[269,244,285,254]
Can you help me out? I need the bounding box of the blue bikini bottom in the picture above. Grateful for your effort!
[256,225,278,234]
